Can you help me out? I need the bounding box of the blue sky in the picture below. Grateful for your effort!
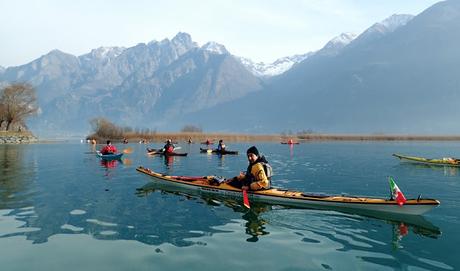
[0,0,442,67]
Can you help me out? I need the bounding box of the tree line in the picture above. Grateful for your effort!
[0,83,38,131]
[88,117,203,140]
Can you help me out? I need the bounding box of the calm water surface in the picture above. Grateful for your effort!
[0,141,459,270]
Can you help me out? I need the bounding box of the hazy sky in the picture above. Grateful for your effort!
[0,0,442,67]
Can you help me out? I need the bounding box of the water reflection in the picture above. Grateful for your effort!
[136,181,441,245]
[137,182,271,242]
[0,145,35,209]
[100,159,119,169]
[0,142,454,270]
[164,155,174,168]
[399,162,459,176]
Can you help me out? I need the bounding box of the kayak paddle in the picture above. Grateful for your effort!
[123,147,133,154]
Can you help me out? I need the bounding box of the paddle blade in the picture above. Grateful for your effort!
[123,147,133,154]
[242,189,250,209]
[122,158,132,166]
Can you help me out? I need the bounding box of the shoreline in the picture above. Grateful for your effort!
[89,132,460,144]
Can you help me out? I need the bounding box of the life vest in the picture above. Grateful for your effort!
[246,156,273,182]
[165,145,174,153]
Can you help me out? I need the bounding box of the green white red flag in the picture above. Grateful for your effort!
[389,177,407,206]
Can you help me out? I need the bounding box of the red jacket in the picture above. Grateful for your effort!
[101,144,117,154]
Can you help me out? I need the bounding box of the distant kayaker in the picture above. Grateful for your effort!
[227,146,272,190]
[100,140,117,155]
[163,139,175,154]
[217,139,226,151]
[188,137,193,144]
[288,139,293,144]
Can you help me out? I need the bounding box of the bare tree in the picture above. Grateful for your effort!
[181,125,203,133]
[89,117,123,139]
[0,83,38,131]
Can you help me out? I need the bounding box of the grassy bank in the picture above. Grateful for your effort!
[88,132,460,144]
[0,131,35,137]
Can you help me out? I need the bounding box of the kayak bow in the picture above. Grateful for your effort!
[393,153,460,167]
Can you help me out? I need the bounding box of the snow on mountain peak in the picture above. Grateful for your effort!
[366,14,414,35]
[201,42,229,55]
[238,53,312,77]
[380,14,414,32]
[319,32,357,55]
[90,46,125,58]
[329,32,357,45]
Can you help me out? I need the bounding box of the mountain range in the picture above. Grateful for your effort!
[1,0,459,137]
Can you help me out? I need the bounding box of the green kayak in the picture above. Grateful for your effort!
[393,153,460,167]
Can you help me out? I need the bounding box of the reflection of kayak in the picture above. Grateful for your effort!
[201,142,214,145]
[138,181,442,238]
[136,166,440,216]
[393,153,460,167]
[281,142,299,144]
[96,151,123,160]
[146,148,187,156]
[200,148,238,155]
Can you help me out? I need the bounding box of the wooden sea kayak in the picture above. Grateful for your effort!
[200,148,238,155]
[96,151,123,160]
[393,153,460,167]
[136,166,440,216]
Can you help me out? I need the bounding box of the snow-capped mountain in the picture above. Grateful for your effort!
[380,14,414,32]
[201,41,229,55]
[360,14,414,37]
[79,46,126,62]
[238,53,312,77]
[317,32,357,56]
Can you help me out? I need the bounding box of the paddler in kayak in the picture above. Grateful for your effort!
[100,140,118,155]
[162,139,175,154]
[217,139,226,151]
[227,146,272,190]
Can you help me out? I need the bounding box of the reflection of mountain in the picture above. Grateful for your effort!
[1,183,233,246]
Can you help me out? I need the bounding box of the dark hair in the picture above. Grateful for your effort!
[246,146,259,156]
[106,140,111,144]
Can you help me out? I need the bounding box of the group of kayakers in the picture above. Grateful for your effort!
[98,139,272,192]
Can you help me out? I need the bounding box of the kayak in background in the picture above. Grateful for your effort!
[281,142,300,144]
[200,148,238,155]
[136,166,440,216]
[393,153,460,167]
[96,151,123,160]
[146,148,187,156]
[201,141,214,145]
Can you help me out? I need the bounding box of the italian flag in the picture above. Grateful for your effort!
[389,177,407,206]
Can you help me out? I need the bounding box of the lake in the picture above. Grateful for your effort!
[0,141,459,270]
